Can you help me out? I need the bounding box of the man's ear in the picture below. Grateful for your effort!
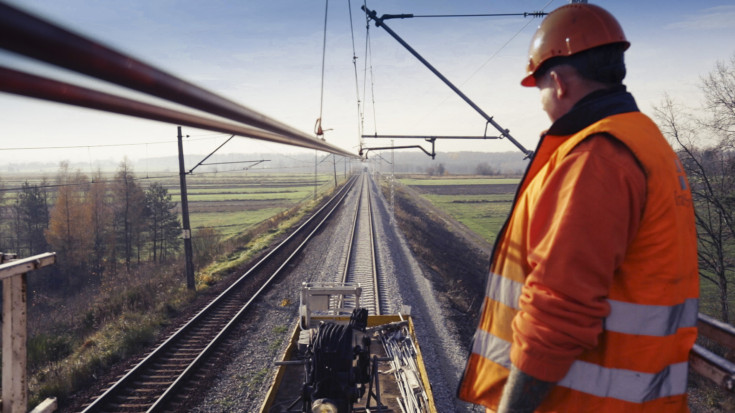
[548,70,567,99]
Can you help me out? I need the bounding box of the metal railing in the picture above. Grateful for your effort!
[691,314,735,392]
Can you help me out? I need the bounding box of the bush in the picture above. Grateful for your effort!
[193,226,224,266]
[28,333,74,369]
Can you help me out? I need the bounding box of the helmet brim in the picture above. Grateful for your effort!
[521,74,536,87]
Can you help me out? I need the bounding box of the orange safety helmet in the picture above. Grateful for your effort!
[521,3,630,87]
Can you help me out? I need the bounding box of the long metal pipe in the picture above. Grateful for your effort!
[0,66,352,156]
[362,6,532,157]
[0,3,354,157]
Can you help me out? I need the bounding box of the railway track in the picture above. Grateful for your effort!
[80,175,358,412]
[340,173,384,315]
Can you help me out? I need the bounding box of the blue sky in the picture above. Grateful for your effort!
[2,0,734,167]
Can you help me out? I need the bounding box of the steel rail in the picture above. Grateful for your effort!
[337,176,364,312]
[366,175,382,316]
[0,3,354,157]
[82,176,358,412]
[341,179,362,284]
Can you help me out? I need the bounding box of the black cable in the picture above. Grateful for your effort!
[348,0,364,142]
[404,12,547,18]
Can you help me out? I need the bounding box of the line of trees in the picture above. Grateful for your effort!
[0,160,181,290]
[655,54,735,322]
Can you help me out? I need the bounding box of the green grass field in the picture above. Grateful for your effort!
[421,193,513,244]
[398,176,519,244]
[179,173,336,238]
[173,191,305,202]
[398,177,520,186]
[189,208,285,235]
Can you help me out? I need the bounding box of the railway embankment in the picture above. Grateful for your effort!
[381,178,490,346]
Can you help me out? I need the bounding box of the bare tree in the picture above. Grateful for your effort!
[655,56,735,321]
[701,54,735,147]
[110,160,146,272]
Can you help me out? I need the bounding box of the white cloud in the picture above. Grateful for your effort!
[665,5,735,30]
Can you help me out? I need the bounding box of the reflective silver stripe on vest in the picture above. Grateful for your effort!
[479,273,696,402]
[486,272,522,310]
[473,329,511,369]
[605,298,699,336]
[485,270,698,338]
[473,330,689,402]
[559,360,689,402]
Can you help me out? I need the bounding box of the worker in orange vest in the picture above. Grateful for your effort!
[458,3,699,412]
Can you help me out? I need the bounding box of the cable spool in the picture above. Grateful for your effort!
[310,322,355,410]
[349,308,368,331]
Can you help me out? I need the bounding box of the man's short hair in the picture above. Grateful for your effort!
[533,43,627,86]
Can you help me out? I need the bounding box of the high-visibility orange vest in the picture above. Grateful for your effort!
[458,111,699,412]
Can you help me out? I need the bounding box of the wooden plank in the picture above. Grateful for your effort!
[0,252,55,280]
[29,398,57,413]
[2,274,27,413]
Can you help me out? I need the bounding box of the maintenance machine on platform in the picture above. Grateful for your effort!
[260,282,437,413]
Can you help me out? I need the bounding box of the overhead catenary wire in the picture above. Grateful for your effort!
[348,0,364,143]
[0,135,224,152]
[363,1,379,140]
[469,0,556,81]
[410,0,555,132]
[360,2,560,156]
[388,12,547,19]
[315,0,329,138]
